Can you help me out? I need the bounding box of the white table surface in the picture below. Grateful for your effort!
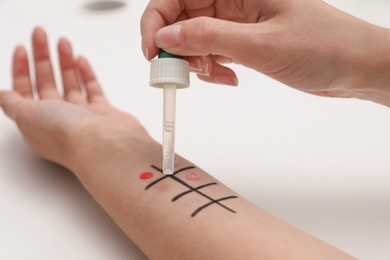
[0,0,389,259]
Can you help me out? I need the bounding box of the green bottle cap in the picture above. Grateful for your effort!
[158,50,182,59]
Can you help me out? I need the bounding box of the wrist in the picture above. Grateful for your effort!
[67,122,160,178]
[347,26,390,107]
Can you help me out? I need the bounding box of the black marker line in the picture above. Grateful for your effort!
[145,174,170,190]
[172,182,218,202]
[169,175,237,216]
[150,165,164,173]
[146,165,238,217]
[146,165,196,190]
[191,196,238,217]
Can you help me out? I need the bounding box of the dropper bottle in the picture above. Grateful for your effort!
[149,50,190,174]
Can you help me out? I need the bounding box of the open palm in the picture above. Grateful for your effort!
[0,27,148,167]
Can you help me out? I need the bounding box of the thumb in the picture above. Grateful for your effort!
[154,17,270,66]
[0,90,24,120]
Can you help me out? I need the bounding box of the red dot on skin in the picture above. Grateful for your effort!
[140,172,154,180]
[186,171,200,181]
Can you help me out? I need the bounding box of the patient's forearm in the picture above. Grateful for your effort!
[70,129,355,260]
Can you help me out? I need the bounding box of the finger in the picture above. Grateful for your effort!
[154,17,271,68]
[185,55,238,86]
[12,46,34,98]
[197,62,238,86]
[186,54,234,74]
[185,55,213,75]
[76,56,107,104]
[141,0,219,60]
[140,0,183,60]
[32,27,61,99]
[0,90,25,120]
[58,38,86,104]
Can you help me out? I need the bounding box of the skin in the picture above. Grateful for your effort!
[141,0,390,106]
[3,27,148,168]
[0,27,357,259]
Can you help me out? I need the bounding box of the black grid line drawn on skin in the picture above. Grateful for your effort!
[145,165,238,217]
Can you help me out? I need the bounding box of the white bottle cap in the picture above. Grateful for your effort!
[149,57,190,89]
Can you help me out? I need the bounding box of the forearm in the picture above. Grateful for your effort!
[69,127,355,259]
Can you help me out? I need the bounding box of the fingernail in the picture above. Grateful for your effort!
[215,75,239,86]
[188,57,210,76]
[189,57,203,71]
[141,39,149,60]
[200,62,210,76]
[155,24,182,47]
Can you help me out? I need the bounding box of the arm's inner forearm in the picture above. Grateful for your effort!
[73,138,356,260]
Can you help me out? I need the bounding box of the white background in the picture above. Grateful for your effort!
[0,0,389,259]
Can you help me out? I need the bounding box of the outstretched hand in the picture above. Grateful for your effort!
[0,27,148,168]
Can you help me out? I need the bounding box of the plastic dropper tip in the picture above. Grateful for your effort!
[163,154,174,175]
[163,168,173,175]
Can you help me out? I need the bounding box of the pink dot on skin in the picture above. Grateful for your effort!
[140,172,154,180]
[186,171,200,181]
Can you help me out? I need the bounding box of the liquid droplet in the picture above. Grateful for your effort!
[186,171,200,181]
[140,172,154,180]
